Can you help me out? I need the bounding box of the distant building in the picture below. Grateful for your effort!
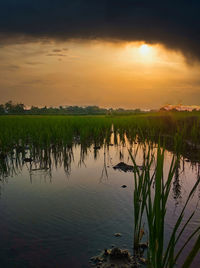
[160,104,200,112]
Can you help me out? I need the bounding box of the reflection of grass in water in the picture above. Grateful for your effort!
[0,114,199,266]
[0,113,200,179]
[130,144,200,267]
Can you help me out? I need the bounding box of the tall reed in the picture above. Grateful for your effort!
[130,145,200,267]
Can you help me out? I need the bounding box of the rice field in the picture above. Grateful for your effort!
[0,112,200,267]
[0,112,200,161]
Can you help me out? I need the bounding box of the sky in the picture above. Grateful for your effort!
[0,0,200,109]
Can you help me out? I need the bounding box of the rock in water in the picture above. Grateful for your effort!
[114,233,122,237]
[90,247,139,267]
[110,247,131,261]
[113,162,143,172]
[113,162,134,172]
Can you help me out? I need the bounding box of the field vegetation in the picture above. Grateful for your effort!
[130,146,200,267]
[0,111,199,159]
[0,112,200,267]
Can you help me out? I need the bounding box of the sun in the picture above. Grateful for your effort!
[120,42,157,64]
[139,44,150,55]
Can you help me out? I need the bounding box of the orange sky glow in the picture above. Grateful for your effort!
[0,40,200,109]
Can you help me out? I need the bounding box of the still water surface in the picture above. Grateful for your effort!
[0,142,199,267]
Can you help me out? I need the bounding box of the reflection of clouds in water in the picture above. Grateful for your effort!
[0,137,199,267]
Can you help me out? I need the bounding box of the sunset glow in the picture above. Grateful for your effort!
[139,44,150,55]
[1,2,200,267]
[0,40,199,109]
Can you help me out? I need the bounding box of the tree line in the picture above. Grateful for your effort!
[0,101,144,115]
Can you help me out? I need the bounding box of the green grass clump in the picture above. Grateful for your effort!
[130,145,200,267]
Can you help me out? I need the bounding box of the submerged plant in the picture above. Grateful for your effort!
[130,145,200,267]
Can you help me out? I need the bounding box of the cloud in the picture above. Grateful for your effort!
[0,1,200,61]
[52,49,62,52]
[2,64,21,71]
[46,53,66,57]
[25,61,43,65]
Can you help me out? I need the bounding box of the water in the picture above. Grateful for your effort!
[0,142,199,267]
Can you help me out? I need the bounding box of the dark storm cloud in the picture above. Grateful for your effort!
[0,0,200,60]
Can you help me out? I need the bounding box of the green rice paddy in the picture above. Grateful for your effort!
[0,112,200,267]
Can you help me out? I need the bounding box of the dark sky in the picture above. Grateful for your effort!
[0,0,200,108]
[0,0,200,61]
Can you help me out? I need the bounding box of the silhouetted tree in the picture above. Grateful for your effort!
[0,104,5,114]
[0,101,147,115]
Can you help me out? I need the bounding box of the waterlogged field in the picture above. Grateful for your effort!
[0,114,200,267]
